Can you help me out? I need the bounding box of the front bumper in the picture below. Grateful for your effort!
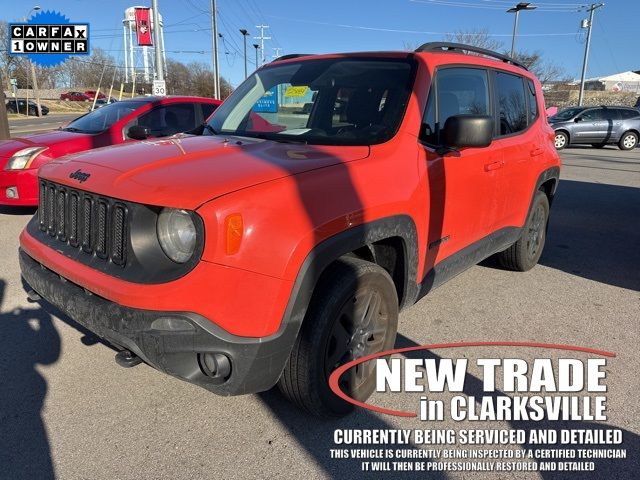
[19,249,298,396]
[0,169,39,206]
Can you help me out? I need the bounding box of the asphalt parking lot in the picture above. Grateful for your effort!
[0,146,639,480]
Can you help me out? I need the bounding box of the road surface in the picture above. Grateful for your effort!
[0,146,638,480]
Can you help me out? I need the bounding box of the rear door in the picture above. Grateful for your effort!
[418,66,498,265]
[490,71,541,230]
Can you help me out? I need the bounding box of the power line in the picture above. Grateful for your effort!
[265,15,579,37]
[410,0,584,12]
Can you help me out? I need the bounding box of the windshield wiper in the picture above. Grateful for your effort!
[62,127,84,132]
[244,132,308,144]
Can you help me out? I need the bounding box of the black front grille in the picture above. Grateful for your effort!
[38,180,128,266]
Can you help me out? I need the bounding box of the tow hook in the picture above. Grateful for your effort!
[115,350,143,368]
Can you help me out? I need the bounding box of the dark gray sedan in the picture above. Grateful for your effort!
[549,106,640,150]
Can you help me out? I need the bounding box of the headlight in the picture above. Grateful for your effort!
[5,146,48,170]
[157,208,197,263]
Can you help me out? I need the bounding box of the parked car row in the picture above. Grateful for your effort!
[1,95,220,206]
[549,105,640,150]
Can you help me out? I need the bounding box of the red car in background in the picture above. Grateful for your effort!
[60,91,92,101]
[84,90,106,100]
[1,96,221,206]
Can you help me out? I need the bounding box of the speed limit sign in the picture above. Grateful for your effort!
[153,80,166,96]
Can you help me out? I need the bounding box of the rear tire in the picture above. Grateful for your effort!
[496,191,550,272]
[618,131,638,150]
[554,131,568,150]
[278,256,398,417]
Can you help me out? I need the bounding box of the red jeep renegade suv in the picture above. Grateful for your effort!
[19,43,560,416]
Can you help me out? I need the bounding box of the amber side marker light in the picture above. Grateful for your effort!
[224,214,244,255]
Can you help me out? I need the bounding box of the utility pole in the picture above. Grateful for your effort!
[151,0,164,81]
[24,6,42,117]
[254,25,270,66]
[507,2,536,58]
[240,29,249,78]
[578,3,605,106]
[272,47,282,60]
[0,70,10,140]
[210,0,220,99]
[253,44,260,71]
[29,61,42,117]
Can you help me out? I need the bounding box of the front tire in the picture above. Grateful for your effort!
[279,257,398,417]
[496,191,550,272]
[554,131,568,150]
[618,131,638,150]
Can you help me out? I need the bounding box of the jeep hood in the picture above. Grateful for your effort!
[39,135,370,209]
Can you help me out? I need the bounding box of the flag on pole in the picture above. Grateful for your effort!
[134,8,153,46]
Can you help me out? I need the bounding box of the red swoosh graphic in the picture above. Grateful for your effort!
[328,341,616,417]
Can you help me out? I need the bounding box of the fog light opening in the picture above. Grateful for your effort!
[5,187,18,199]
[198,352,231,380]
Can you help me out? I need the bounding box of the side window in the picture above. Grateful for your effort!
[619,108,640,119]
[579,109,604,121]
[496,71,527,135]
[527,79,538,124]
[201,103,217,121]
[601,108,619,121]
[420,67,490,145]
[137,103,198,137]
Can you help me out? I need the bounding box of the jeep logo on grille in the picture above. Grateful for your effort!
[69,169,91,183]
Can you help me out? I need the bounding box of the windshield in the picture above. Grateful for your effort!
[551,107,584,122]
[207,57,415,145]
[64,101,140,133]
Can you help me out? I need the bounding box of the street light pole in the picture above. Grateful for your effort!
[578,3,605,106]
[507,2,536,58]
[240,29,249,79]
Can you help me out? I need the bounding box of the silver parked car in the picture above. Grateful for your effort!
[549,105,640,150]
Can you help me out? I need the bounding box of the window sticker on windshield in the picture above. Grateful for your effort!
[284,86,308,97]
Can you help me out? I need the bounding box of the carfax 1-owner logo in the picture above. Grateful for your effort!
[8,10,89,67]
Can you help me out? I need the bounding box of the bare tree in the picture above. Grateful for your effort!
[443,28,504,52]
[512,51,568,84]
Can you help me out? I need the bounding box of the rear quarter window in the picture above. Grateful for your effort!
[619,109,640,119]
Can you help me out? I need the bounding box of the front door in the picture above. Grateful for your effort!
[571,108,606,143]
[418,66,499,269]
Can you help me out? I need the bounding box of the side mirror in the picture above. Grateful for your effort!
[574,116,582,122]
[441,114,493,150]
[127,125,150,140]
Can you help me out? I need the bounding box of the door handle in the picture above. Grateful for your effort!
[484,160,504,172]
[530,147,544,157]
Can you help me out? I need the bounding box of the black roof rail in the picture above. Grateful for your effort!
[414,42,528,71]
[272,54,313,63]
